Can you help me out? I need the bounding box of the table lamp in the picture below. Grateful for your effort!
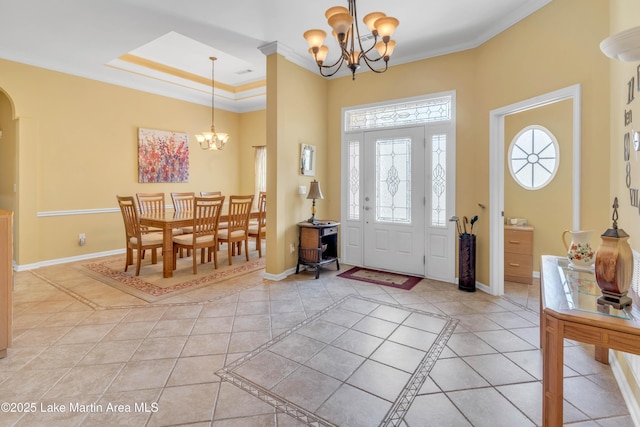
[307,179,324,224]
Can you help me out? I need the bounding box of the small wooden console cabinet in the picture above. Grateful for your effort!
[0,210,13,358]
[504,225,534,284]
[296,221,340,279]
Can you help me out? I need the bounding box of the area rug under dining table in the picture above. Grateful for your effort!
[76,252,266,303]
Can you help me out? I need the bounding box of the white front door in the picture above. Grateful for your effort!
[363,127,426,275]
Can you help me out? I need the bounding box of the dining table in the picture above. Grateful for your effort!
[140,210,258,278]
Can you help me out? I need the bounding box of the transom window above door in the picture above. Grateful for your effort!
[508,125,559,190]
[345,96,451,131]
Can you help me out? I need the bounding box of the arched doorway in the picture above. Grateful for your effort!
[0,89,18,261]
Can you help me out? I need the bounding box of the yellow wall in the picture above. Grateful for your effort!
[610,0,640,247]
[324,0,610,285]
[608,0,640,408]
[326,50,477,224]
[265,53,328,275]
[476,0,610,283]
[504,100,574,273]
[0,92,16,213]
[0,0,615,286]
[0,58,250,265]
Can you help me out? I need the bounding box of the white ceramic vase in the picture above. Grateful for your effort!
[562,230,595,268]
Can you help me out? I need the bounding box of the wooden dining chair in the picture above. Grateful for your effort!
[116,195,163,276]
[171,192,195,211]
[172,196,225,274]
[217,194,254,265]
[136,192,165,214]
[201,192,226,236]
[136,192,166,234]
[248,192,266,257]
[205,191,229,232]
[137,192,183,260]
[171,192,196,236]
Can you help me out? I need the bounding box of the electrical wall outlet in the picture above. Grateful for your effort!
[289,243,296,253]
[79,233,86,246]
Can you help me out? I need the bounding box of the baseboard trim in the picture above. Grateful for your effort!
[475,281,491,294]
[610,350,640,426]
[264,267,297,281]
[14,249,125,271]
[14,249,300,282]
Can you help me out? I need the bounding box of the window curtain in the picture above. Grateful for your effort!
[254,146,267,207]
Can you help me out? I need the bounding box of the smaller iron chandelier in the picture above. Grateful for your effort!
[195,57,229,151]
[303,0,399,80]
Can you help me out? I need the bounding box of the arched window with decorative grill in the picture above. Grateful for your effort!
[508,125,559,190]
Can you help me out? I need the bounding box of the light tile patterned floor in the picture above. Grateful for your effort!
[0,258,635,426]
[218,294,457,426]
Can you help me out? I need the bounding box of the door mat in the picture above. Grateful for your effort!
[217,294,458,427]
[337,267,423,290]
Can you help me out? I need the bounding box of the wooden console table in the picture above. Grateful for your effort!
[540,255,640,426]
[296,221,340,279]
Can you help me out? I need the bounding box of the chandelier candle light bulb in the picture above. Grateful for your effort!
[195,57,229,151]
[303,0,399,80]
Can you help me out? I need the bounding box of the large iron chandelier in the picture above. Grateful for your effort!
[195,57,229,151]
[303,0,399,80]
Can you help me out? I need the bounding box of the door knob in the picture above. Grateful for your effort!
[365,196,370,201]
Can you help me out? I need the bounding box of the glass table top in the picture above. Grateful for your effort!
[556,258,634,320]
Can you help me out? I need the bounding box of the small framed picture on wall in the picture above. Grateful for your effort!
[300,144,316,176]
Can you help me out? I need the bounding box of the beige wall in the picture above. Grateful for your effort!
[504,100,574,273]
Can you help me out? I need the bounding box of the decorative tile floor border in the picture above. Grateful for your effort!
[501,294,539,315]
[217,295,459,427]
[29,269,262,310]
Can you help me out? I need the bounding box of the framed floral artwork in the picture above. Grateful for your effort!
[138,128,189,183]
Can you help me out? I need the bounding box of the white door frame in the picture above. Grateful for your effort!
[489,84,582,295]
[340,92,456,281]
